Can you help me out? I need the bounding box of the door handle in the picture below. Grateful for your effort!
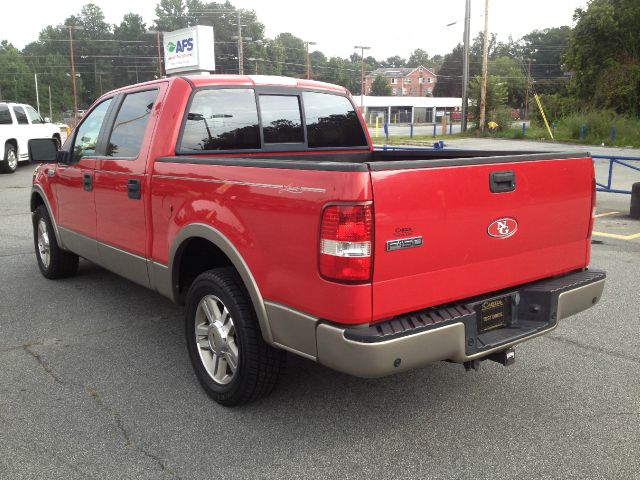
[490,170,516,193]
[127,179,141,200]
[83,173,93,192]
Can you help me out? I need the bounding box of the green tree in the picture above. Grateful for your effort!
[564,0,640,114]
[522,26,571,95]
[489,56,526,107]
[408,48,430,67]
[0,41,34,104]
[370,75,391,96]
[469,75,508,128]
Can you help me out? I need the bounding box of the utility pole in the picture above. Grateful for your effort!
[478,0,489,133]
[304,41,316,80]
[237,10,244,74]
[34,73,40,114]
[461,0,471,132]
[156,31,163,77]
[48,85,52,121]
[354,45,371,110]
[524,58,535,119]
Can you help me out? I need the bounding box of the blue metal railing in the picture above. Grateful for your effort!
[592,155,640,194]
[378,142,446,151]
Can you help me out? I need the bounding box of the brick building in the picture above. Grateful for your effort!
[365,66,437,97]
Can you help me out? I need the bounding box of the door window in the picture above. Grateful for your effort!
[25,106,43,124]
[258,95,304,144]
[12,106,29,125]
[0,105,11,124]
[73,99,113,162]
[180,89,260,151]
[106,89,158,158]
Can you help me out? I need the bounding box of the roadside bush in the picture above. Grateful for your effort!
[490,107,514,132]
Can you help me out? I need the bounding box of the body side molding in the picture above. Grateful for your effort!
[167,223,275,345]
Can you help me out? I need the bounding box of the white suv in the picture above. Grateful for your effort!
[0,102,62,174]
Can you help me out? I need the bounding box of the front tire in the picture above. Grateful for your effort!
[33,205,79,279]
[0,144,18,174]
[185,268,285,406]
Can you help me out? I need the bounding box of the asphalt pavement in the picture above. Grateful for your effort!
[1,155,639,480]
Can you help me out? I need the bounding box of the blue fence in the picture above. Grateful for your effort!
[592,155,640,194]
[378,142,445,151]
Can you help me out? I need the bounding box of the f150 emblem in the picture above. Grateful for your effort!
[488,218,518,238]
[386,236,423,251]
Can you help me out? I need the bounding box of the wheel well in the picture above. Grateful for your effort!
[31,192,45,212]
[175,237,234,304]
[5,138,17,153]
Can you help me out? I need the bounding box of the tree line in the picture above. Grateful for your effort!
[0,0,637,122]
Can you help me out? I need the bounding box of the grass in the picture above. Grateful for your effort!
[371,132,465,146]
[484,111,640,148]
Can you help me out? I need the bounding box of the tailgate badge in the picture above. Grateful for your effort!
[488,218,518,238]
[386,236,423,251]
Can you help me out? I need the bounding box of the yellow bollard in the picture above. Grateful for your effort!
[375,116,379,138]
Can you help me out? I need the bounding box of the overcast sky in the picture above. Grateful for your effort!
[5,0,589,59]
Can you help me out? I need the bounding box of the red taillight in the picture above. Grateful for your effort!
[319,204,373,282]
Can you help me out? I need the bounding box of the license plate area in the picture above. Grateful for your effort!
[476,295,512,333]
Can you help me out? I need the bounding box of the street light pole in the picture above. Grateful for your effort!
[354,45,370,110]
[68,26,81,122]
[461,0,471,132]
[304,41,316,80]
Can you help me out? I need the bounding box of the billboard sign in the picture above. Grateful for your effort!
[164,25,215,75]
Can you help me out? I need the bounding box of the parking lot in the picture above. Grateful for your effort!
[1,150,639,479]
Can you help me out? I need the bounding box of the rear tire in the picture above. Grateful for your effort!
[185,268,285,406]
[0,144,18,174]
[33,205,79,279]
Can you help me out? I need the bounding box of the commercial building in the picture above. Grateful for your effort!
[356,95,462,125]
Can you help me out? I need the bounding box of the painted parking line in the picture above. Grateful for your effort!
[594,211,620,218]
[592,231,640,241]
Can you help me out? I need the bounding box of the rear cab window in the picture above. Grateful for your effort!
[303,92,368,148]
[178,86,368,154]
[0,105,12,124]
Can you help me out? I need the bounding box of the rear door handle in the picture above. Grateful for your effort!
[127,179,141,200]
[490,170,516,193]
[83,173,93,192]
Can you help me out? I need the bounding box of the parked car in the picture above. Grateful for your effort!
[0,102,62,173]
[28,75,605,406]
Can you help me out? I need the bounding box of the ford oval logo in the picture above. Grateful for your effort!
[488,218,518,238]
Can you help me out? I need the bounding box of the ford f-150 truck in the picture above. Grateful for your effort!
[28,75,605,406]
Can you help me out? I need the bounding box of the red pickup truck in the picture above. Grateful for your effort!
[29,75,605,406]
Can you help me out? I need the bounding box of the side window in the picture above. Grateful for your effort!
[0,105,12,124]
[180,89,260,151]
[25,106,43,124]
[302,92,368,148]
[258,95,304,144]
[73,99,113,162]
[106,89,158,158]
[12,107,28,125]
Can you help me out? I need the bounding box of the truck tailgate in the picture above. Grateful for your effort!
[368,154,594,322]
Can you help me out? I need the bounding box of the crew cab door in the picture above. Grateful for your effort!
[93,86,163,287]
[10,106,30,161]
[54,98,113,260]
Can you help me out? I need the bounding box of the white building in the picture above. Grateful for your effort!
[355,95,463,125]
